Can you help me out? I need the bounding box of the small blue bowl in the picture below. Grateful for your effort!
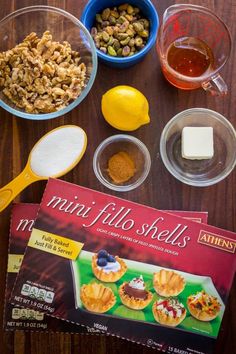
[81,0,159,68]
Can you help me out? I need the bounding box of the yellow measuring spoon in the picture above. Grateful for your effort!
[0,125,87,212]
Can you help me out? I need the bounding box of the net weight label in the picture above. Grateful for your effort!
[14,293,55,313]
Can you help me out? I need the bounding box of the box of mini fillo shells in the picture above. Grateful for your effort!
[10,179,236,354]
[4,202,207,332]
[4,203,92,333]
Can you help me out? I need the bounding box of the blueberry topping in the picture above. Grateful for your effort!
[97,249,108,258]
[97,257,107,267]
[107,254,116,262]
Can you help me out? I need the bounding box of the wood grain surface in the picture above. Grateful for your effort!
[0,0,235,353]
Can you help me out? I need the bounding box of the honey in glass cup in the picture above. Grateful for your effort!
[156,5,231,95]
[167,37,214,80]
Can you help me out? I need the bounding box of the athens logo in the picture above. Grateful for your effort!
[198,230,235,253]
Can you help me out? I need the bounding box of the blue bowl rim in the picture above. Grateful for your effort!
[0,5,98,120]
[81,0,159,64]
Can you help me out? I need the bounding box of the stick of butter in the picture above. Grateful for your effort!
[182,127,214,160]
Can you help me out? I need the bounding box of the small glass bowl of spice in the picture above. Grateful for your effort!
[93,134,151,191]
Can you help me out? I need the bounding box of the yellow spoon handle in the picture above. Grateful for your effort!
[0,167,40,212]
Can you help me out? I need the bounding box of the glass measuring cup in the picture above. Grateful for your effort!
[0,125,87,212]
[156,4,231,95]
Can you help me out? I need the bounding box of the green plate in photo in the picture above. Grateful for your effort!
[71,251,224,338]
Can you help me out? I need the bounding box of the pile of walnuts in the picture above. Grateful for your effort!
[0,31,87,113]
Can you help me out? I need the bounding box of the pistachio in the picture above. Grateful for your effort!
[127,5,134,14]
[120,36,131,46]
[133,22,144,33]
[90,27,97,37]
[117,32,129,41]
[113,39,120,51]
[94,39,100,48]
[119,21,129,33]
[101,21,109,28]
[117,48,123,56]
[118,4,128,11]
[100,47,107,54]
[122,45,131,56]
[101,8,110,21]
[128,38,135,47]
[108,15,116,25]
[134,7,140,14]
[108,46,117,56]
[95,14,103,24]
[102,31,109,42]
[120,10,127,16]
[127,28,135,37]
[107,36,115,46]
[95,32,103,40]
[134,36,143,47]
[105,26,114,36]
[125,14,133,22]
[110,10,119,18]
[118,15,127,24]
[129,52,135,56]
[138,29,149,38]
[140,19,150,29]
[113,27,120,38]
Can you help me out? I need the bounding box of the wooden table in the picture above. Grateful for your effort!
[0,0,235,353]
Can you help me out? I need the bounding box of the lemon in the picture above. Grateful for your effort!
[101,85,150,131]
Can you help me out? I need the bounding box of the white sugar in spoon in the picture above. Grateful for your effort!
[0,125,87,212]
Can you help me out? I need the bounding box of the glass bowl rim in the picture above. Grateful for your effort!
[93,134,151,192]
[160,108,236,187]
[0,5,98,120]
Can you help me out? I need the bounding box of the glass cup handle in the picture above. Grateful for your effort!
[202,74,228,96]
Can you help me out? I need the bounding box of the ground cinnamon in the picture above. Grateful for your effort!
[107,151,136,184]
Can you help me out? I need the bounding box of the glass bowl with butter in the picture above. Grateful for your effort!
[160,108,236,187]
[93,134,151,192]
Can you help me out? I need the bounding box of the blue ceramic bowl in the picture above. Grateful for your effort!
[81,0,159,68]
